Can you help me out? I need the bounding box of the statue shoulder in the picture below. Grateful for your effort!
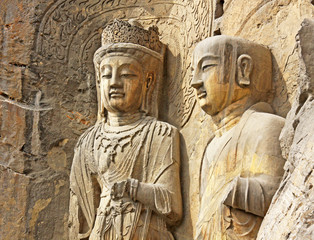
[75,124,100,149]
[240,111,285,158]
[149,117,179,138]
[247,111,285,136]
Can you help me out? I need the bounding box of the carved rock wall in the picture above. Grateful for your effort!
[180,1,314,238]
[1,1,213,239]
[0,0,313,240]
[257,18,314,240]
[0,0,72,239]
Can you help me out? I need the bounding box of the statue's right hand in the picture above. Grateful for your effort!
[110,180,129,200]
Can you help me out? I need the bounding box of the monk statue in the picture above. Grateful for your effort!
[191,36,286,239]
[69,19,182,240]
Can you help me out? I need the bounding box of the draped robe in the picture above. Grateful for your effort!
[196,102,286,240]
[69,116,182,240]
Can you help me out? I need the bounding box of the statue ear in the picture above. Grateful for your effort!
[145,73,154,89]
[237,54,253,87]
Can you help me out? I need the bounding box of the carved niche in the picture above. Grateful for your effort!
[34,0,215,129]
[68,19,182,240]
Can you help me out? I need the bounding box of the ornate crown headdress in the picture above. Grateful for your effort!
[101,19,163,54]
[94,19,165,121]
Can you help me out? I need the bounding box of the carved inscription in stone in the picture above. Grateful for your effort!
[191,36,286,240]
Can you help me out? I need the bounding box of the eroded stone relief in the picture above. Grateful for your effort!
[35,0,214,128]
[257,18,314,240]
[191,36,286,240]
[68,19,182,240]
[1,0,313,239]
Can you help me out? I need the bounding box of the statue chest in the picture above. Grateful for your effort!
[92,124,148,184]
[201,127,243,196]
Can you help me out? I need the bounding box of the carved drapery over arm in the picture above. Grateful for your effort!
[68,16,184,239]
[69,120,182,239]
[224,175,282,217]
[224,110,286,217]
[135,126,182,225]
[192,35,287,240]
[69,127,99,239]
[69,190,80,240]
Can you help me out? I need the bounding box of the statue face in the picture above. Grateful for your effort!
[191,42,229,116]
[100,55,144,114]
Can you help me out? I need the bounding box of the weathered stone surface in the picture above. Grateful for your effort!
[183,2,313,238]
[257,18,314,240]
[191,35,286,240]
[219,0,314,117]
[27,1,214,239]
[0,64,23,100]
[26,172,69,240]
[0,101,26,173]
[0,0,36,100]
[69,19,183,239]
[178,105,214,239]
[0,0,313,239]
[0,165,30,240]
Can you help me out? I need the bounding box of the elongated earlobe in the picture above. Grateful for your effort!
[237,54,253,87]
[141,72,155,114]
[146,73,154,89]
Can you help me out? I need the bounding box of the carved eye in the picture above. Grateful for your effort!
[120,73,137,79]
[102,74,112,79]
[202,64,215,71]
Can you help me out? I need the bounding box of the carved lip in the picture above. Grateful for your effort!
[197,91,207,99]
[109,91,125,98]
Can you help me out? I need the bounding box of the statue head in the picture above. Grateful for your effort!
[94,19,165,121]
[191,35,273,116]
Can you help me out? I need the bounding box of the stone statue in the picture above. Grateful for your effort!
[69,19,182,240]
[191,36,286,240]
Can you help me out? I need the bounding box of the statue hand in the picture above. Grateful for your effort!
[110,179,139,201]
[110,180,130,200]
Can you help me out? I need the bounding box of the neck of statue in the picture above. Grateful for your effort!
[107,111,144,127]
[212,96,253,137]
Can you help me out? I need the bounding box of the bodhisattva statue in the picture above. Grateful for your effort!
[191,36,286,240]
[69,19,182,240]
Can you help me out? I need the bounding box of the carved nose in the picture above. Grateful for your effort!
[110,70,122,87]
[191,77,203,89]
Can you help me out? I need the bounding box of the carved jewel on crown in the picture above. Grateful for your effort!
[101,19,162,53]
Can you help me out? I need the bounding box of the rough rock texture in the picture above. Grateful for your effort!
[0,0,313,239]
[218,0,313,117]
[183,1,314,238]
[257,18,314,240]
[0,165,30,240]
[0,0,69,239]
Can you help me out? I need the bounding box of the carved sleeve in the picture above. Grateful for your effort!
[68,190,80,240]
[224,175,282,217]
[135,127,182,225]
[225,113,286,217]
[69,127,98,239]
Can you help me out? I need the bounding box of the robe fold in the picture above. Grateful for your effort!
[196,102,286,240]
[69,116,182,240]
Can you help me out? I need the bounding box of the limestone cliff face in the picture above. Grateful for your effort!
[0,0,313,239]
[257,18,314,240]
